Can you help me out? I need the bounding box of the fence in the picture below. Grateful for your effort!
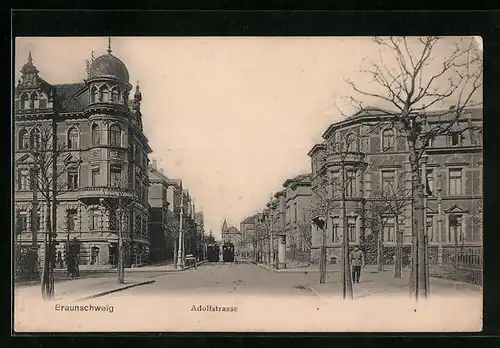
[433,245,483,285]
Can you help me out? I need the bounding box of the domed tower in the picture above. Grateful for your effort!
[79,38,152,267]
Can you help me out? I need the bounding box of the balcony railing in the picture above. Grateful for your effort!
[325,151,366,166]
[77,186,135,199]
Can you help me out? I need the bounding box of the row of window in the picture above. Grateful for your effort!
[16,165,146,191]
[325,215,473,244]
[318,167,474,198]
[90,85,128,105]
[18,92,48,110]
[17,85,130,111]
[17,124,123,151]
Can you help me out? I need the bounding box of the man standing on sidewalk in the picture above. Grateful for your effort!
[350,245,365,284]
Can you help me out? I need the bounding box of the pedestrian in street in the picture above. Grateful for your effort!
[350,245,365,284]
[74,255,80,278]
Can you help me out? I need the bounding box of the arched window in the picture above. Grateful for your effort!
[345,133,356,152]
[109,124,121,146]
[67,127,79,149]
[122,92,128,105]
[20,93,29,110]
[99,85,109,102]
[91,124,101,145]
[30,93,38,109]
[112,89,120,103]
[91,87,98,103]
[382,129,395,152]
[29,128,41,149]
[18,129,29,150]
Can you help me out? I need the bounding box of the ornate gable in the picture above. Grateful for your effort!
[444,204,469,214]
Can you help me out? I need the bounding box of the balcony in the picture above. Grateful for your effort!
[77,186,135,201]
[325,151,366,166]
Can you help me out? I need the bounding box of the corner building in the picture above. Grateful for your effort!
[308,108,483,265]
[14,47,152,267]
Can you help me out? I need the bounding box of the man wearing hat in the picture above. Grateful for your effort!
[350,244,365,283]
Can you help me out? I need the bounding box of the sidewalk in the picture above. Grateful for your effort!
[15,276,156,303]
[309,268,482,301]
[14,261,206,302]
[251,260,376,273]
[16,261,205,287]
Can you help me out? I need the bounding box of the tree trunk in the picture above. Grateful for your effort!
[319,224,327,284]
[41,198,51,299]
[377,227,384,272]
[408,140,428,300]
[394,217,402,278]
[117,210,125,284]
[341,161,353,299]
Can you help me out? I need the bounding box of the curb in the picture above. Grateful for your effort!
[251,261,341,274]
[307,286,331,304]
[74,280,156,302]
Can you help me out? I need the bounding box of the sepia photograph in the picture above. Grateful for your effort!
[13,36,483,332]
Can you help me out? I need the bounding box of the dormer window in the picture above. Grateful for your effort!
[20,93,29,110]
[91,87,98,103]
[30,93,38,109]
[112,89,120,103]
[100,85,109,102]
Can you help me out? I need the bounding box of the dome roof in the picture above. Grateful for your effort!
[88,52,129,82]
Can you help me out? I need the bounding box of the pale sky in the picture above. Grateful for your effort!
[14,37,480,239]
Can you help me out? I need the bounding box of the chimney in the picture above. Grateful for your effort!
[160,168,164,174]
[152,159,157,169]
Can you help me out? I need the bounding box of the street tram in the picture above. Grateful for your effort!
[222,242,235,262]
[206,244,220,262]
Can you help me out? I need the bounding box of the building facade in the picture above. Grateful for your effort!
[221,219,241,247]
[148,161,170,263]
[308,107,483,265]
[283,174,312,258]
[14,46,152,268]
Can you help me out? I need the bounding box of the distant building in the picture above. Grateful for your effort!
[283,174,312,258]
[221,219,241,249]
[147,160,170,263]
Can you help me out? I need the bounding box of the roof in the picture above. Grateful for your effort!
[54,83,87,113]
[226,226,240,234]
[307,143,326,157]
[241,215,258,224]
[89,52,130,83]
[322,106,483,140]
[283,173,311,188]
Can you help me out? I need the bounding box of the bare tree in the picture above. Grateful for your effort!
[99,176,137,284]
[19,125,70,299]
[165,212,180,267]
[311,134,362,299]
[365,170,412,277]
[337,36,482,299]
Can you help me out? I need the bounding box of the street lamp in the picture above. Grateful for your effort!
[448,214,459,279]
